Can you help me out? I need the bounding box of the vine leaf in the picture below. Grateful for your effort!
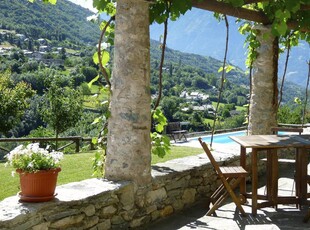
[92,51,109,66]
[230,0,244,7]
[294,97,302,105]
[87,75,100,88]
[153,109,167,133]
[218,65,235,73]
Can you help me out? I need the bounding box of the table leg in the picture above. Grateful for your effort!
[252,148,258,215]
[266,150,272,200]
[296,147,307,205]
[270,149,278,207]
[240,146,246,196]
[266,149,278,208]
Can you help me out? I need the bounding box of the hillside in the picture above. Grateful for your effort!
[150,8,310,87]
[150,39,304,105]
[0,0,99,44]
[0,0,305,106]
[0,1,308,138]
[150,39,248,86]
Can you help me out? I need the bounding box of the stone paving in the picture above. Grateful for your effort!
[145,136,310,230]
[146,177,310,230]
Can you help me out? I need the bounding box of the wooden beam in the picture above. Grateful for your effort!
[192,0,309,32]
[192,0,270,24]
[301,4,310,10]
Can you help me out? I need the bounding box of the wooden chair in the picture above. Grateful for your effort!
[166,122,188,143]
[198,137,248,216]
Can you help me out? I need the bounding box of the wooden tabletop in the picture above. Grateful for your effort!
[229,134,310,149]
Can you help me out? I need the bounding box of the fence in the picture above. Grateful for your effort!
[0,136,95,154]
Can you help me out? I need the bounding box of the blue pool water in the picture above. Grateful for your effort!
[199,130,288,144]
[200,131,245,144]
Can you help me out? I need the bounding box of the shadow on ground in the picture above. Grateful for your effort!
[143,164,310,230]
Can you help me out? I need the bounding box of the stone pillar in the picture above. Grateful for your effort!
[248,25,278,135]
[105,0,152,185]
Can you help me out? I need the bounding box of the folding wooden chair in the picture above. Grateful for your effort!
[199,137,248,216]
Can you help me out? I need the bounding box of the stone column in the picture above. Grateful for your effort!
[248,25,278,135]
[105,0,152,185]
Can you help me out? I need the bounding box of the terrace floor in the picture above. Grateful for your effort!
[145,148,310,230]
[146,171,309,229]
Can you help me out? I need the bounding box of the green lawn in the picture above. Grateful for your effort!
[0,146,202,201]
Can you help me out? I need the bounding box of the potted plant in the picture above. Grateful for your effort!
[5,143,63,202]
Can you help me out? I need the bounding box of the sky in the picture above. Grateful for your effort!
[69,0,96,12]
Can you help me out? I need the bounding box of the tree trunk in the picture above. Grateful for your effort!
[248,25,278,135]
[105,0,152,185]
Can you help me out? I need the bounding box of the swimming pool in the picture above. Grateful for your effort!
[199,130,246,144]
[198,130,289,144]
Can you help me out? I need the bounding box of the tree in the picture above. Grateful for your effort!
[161,97,179,121]
[0,71,34,136]
[41,76,83,148]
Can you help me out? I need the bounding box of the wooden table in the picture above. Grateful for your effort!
[230,134,310,215]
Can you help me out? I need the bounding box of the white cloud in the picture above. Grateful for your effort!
[68,0,97,12]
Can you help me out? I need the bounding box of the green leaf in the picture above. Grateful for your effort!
[93,52,99,65]
[171,0,192,15]
[101,50,110,66]
[275,9,283,19]
[275,21,288,36]
[218,66,224,73]
[238,23,250,34]
[230,0,244,7]
[91,137,98,144]
[294,97,302,105]
[226,65,235,73]
[91,117,101,125]
[286,0,300,13]
[87,75,100,88]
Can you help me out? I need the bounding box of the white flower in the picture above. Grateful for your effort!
[27,162,34,169]
[5,143,64,173]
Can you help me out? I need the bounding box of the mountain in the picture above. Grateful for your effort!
[0,0,305,104]
[0,0,99,44]
[149,39,305,105]
[150,39,248,85]
[150,8,310,87]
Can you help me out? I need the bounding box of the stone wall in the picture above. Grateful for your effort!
[0,150,270,230]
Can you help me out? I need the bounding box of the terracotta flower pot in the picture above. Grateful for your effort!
[16,168,61,202]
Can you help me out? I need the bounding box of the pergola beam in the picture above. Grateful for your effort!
[192,0,269,24]
[192,0,309,31]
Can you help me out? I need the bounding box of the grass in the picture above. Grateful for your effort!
[0,145,202,201]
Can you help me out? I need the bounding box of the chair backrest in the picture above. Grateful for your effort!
[166,122,181,133]
[271,127,303,135]
[198,137,222,175]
